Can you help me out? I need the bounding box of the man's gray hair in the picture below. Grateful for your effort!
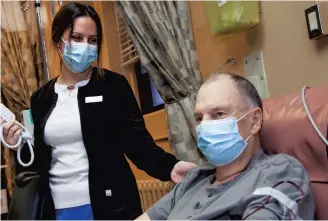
[204,72,263,110]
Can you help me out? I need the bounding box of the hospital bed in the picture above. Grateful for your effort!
[137,85,328,219]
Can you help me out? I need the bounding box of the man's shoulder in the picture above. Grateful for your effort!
[251,153,308,182]
[178,153,308,192]
[257,153,305,170]
[180,163,215,187]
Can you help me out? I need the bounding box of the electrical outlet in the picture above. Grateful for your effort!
[244,51,269,99]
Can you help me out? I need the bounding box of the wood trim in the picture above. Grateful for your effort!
[119,29,128,37]
[1,165,9,169]
[93,1,110,70]
[143,109,166,119]
[120,34,130,43]
[122,48,137,57]
[115,6,139,67]
[121,39,133,48]
[143,109,168,141]
[41,1,61,79]
[98,2,122,74]
[121,56,140,67]
[122,44,134,53]
[153,135,168,142]
[123,65,141,107]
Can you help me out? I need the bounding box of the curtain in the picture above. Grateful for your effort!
[1,1,46,195]
[23,1,48,87]
[115,1,205,164]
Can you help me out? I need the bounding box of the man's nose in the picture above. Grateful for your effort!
[202,115,212,121]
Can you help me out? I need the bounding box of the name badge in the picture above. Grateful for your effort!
[85,96,103,103]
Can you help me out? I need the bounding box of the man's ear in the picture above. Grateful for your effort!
[251,107,263,135]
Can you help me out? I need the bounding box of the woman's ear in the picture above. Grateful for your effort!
[251,107,263,135]
[56,44,62,54]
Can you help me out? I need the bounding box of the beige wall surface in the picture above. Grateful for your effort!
[191,1,328,98]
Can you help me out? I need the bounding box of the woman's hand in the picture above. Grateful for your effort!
[2,121,22,147]
[171,161,197,184]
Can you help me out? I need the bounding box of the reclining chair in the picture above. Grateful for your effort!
[260,86,328,220]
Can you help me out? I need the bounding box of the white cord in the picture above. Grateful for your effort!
[1,132,22,148]
[301,86,328,146]
[1,121,34,167]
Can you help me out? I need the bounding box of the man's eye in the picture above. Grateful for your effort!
[216,111,225,117]
[196,116,202,122]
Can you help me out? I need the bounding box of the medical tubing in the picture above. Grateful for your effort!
[301,86,328,146]
[1,121,34,167]
[1,133,22,149]
[243,181,304,220]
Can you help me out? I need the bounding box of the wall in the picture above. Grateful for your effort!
[97,1,122,74]
[190,1,252,79]
[247,1,328,97]
[40,1,60,79]
[190,1,328,97]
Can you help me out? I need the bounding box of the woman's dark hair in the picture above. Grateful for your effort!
[52,2,103,67]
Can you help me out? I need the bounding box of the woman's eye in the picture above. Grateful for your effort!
[196,116,202,122]
[89,38,98,44]
[71,36,81,42]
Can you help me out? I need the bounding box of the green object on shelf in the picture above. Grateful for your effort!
[204,1,260,35]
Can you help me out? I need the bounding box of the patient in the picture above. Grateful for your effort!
[137,72,315,220]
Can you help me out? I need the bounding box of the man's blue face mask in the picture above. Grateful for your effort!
[61,38,98,74]
[196,109,254,166]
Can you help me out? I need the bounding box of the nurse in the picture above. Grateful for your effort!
[2,2,196,220]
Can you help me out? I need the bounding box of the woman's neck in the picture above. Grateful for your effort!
[57,66,92,86]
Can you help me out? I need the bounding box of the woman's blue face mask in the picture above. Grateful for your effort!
[196,109,254,166]
[60,38,98,74]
